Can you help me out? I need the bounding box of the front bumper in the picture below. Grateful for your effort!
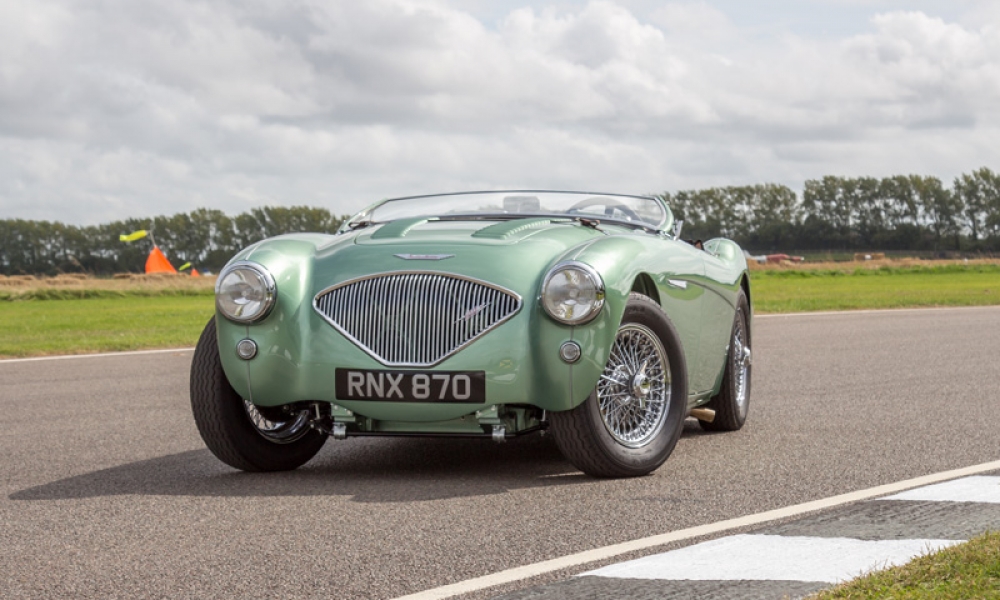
[216,296,615,424]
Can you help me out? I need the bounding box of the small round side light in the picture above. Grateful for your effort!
[559,341,582,363]
[236,339,258,360]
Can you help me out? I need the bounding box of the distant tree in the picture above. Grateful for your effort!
[843,177,883,247]
[954,168,993,244]
[909,176,961,251]
[803,177,851,247]
[974,168,1000,243]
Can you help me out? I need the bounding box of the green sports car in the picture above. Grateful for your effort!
[190,191,752,477]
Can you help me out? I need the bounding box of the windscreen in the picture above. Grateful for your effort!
[364,191,667,229]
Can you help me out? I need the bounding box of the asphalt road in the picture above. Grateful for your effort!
[2,307,1000,600]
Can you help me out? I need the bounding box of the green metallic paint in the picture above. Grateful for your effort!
[214,212,750,433]
[698,238,751,399]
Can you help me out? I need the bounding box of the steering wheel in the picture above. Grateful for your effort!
[566,197,642,222]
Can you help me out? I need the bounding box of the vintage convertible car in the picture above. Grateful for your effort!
[190,191,752,477]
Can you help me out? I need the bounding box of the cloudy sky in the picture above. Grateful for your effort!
[3,0,999,225]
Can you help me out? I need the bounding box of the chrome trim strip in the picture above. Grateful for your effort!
[313,271,523,367]
[394,253,455,260]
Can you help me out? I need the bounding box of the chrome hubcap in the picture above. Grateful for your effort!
[243,399,311,444]
[631,368,652,401]
[598,324,671,448]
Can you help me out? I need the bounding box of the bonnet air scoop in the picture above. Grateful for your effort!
[370,217,430,239]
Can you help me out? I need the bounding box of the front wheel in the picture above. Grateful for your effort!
[190,318,327,471]
[549,293,688,477]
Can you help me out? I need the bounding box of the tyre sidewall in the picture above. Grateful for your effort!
[581,294,688,476]
[190,317,325,471]
[702,290,751,431]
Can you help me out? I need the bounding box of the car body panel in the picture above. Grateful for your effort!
[213,193,750,434]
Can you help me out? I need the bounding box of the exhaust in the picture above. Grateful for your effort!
[689,408,715,422]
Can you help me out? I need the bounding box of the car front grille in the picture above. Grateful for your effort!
[313,272,522,366]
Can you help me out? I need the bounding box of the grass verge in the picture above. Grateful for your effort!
[2,265,999,357]
[0,294,215,358]
[811,531,1000,599]
[751,264,1000,313]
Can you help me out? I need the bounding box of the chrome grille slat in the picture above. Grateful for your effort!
[313,272,522,367]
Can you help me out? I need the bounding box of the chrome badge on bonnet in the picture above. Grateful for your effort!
[394,253,455,260]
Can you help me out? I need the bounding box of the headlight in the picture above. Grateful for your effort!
[215,261,276,323]
[541,261,605,325]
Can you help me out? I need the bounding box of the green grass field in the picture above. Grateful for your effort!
[0,294,215,358]
[2,265,999,358]
[752,264,1000,313]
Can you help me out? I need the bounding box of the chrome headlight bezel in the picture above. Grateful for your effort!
[215,261,277,324]
[540,260,605,325]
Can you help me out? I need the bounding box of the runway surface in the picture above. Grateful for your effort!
[2,306,999,599]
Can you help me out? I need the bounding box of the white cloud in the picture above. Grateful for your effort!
[648,2,737,40]
[1,0,999,224]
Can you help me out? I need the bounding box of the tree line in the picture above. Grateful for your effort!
[2,168,998,276]
[0,206,347,276]
[662,167,1000,253]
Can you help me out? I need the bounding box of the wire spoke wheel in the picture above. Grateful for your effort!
[733,318,751,412]
[547,293,687,478]
[243,399,312,444]
[597,323,671,448]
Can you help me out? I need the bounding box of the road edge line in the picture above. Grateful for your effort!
[392,458,1000,600]
[755,305,1000,318]
[0,347,195,364]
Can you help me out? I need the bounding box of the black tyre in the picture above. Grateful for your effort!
[190,318,326,471]
[549,293,688,477]
[699,289,751,432]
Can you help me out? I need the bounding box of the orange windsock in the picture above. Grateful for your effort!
[145,246,177,274]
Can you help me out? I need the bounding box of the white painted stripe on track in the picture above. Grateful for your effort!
[755,305,1000,319]
[884,475,1000,504]
[0,347,194,364]
[391,459,1000,600]
[582,534,961,583]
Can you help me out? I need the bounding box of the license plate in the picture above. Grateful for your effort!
[335,368,486,403]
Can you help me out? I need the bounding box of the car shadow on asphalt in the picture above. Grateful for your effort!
[9,434,600,503]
